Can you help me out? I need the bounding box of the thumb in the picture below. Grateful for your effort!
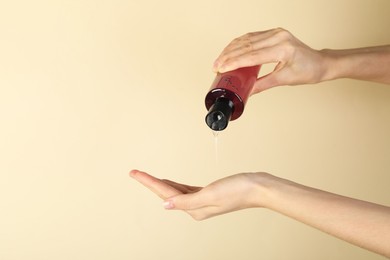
[251,61,286,95]
[163,193,205,210]
[251,73,280,94]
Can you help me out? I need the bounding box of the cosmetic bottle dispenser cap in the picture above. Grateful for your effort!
[205,97,234,131]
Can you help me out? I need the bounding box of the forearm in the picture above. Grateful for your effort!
[321,45,390,84]
[256,174,390,257]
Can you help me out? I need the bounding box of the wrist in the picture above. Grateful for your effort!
[247,172,281,209]
[249,172,309,211]
[318,49,344,82]
[319,46,390,83]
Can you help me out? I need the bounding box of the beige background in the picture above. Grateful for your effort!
[1,0,390,259]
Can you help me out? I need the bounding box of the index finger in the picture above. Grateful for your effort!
[129,170,182,200]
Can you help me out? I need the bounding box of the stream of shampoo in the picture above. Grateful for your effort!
[213,131,219,167]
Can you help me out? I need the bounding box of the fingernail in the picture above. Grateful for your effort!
[129,170,138,177]
[163,200,174,209]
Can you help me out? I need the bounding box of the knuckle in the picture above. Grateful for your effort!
[244,42,253,51]
[274,27,285,32]
[234,31,254,43]
[274,27,292,40]
[244,32,255,39]
[231,36,242,44]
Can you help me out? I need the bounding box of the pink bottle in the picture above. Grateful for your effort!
[205,65,261,131]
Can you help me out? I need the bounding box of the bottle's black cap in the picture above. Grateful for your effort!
[205,97,234,131]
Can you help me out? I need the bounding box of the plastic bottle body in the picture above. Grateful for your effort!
[205,66,260,130]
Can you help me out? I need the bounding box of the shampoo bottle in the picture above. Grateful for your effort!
[205,65,260,131]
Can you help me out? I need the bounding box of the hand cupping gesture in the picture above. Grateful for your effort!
[130,170,268,220]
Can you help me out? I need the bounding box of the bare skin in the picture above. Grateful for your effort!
[129,28,390,257]
[212,28,390,94]
[130,170,390,258]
